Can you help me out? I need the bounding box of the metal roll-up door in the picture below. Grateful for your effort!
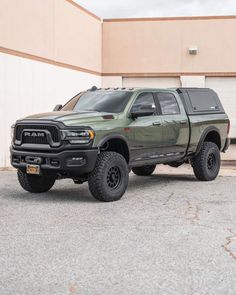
[206,77,236,138]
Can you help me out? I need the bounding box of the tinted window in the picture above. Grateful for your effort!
[61,91,132,113]
[131,92,156,112]
[187,90,219,112]
[157,93,180,115]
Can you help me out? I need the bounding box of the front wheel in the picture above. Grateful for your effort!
[132,165,156,176]
[88,152,129,202]
[17,170,56,193]
[191,142,220,181]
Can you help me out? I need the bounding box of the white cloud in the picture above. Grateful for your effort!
[75,0,236,18]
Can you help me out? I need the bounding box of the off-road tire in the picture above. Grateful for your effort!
[88,152,129,202]
[192,141,220,181]
[17,169,56,193]
[132,165,156,176]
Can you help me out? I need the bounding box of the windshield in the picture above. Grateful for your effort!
[61,91,133,113]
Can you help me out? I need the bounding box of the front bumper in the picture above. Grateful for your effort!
[10,147,98,177]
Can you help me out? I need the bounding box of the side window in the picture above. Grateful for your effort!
[131,92,156,113]
[157,93,180,115]
[187,90,219,112]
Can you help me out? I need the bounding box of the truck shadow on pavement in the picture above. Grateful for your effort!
[10,185,96,203]
[7,173,197,203]
[127,173,197,193]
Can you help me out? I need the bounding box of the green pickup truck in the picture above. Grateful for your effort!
[11,87,230,202]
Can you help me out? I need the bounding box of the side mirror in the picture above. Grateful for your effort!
[130,108,155,119]
[53,104,62,112]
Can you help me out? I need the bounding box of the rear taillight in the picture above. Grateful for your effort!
[227,120,231,135]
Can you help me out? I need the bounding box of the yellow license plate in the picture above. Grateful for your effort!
[26,164,40,175]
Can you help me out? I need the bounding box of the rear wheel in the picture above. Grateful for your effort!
[17,169,56,193]
[192,142,220,181]
[88,152,129,202]
[132,165,156,176]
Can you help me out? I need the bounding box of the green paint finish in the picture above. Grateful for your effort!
[14,88,230,167]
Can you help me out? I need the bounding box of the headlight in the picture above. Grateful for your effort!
[10,125,15,139]
[61,129,95,144]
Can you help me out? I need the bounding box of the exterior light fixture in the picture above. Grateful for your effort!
[188,47,198,55]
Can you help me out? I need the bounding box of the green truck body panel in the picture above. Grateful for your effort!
[11,87,230,176]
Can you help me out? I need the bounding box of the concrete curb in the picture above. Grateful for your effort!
[222,160,236,166]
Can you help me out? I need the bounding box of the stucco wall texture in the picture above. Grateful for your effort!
[102,17,236,75]
[0,0,102,74]
[1,1,236,76]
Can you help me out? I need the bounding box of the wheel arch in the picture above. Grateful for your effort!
[97,134,130,163]
[195,127,221,155]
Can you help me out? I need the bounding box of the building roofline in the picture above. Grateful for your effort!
[103,15,236,23]
[65,0,101,21]
[65,2,236,23]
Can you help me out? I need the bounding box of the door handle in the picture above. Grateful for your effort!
[153,121,161,126]
[180,120,187,125]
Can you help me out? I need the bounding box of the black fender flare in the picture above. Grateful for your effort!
[97,133,130,160]
[195,126,221,155]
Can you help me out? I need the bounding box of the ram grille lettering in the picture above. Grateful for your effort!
[24,131,45,137]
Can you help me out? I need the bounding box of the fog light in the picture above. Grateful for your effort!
[67,157,86,167]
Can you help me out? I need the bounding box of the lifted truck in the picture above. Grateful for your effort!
[11,87,230,202]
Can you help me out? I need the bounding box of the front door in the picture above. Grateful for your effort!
[128,92,163,163]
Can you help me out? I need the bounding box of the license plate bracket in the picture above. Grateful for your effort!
[26,164,40,175]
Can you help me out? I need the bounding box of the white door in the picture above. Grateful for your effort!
[122,77,181,88]
[206,77,236,138]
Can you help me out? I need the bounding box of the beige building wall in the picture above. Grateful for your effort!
[0,0,102,74]
[102,17,236,76]
[0,0,102,168]
[1,3,236,167]
[102,76,123,88]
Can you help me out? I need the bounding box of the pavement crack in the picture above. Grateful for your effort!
[222,228,236,261]
[163,192,174,205]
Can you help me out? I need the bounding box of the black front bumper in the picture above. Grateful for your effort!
[11,147,98,177]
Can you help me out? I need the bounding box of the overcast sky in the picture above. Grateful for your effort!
[75,0,236,18]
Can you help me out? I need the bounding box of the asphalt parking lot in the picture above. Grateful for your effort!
[1,164,236,295]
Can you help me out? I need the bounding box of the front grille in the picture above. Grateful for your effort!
[15,124,60,145]
[21,133,48,145]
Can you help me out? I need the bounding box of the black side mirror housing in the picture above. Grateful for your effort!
[53,104,62,112]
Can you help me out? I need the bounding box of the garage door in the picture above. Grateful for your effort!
[122,77,181,88]
[206,77,236,138]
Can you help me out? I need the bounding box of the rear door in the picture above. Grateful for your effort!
[154,92,189,157]
[129,92,163,162]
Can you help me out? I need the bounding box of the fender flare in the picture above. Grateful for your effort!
[98,133,129,147]
[97,133,130,159]
[195,126,221,155]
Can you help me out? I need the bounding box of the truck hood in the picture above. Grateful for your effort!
[22,111,117,127]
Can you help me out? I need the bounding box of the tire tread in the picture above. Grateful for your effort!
[17,170,55,193]
[192,141,220,181]
[88,152,129,202]
[132,165,156,176]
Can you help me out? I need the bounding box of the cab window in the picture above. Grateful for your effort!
[157,93,180,115]
[131,92,156,113]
